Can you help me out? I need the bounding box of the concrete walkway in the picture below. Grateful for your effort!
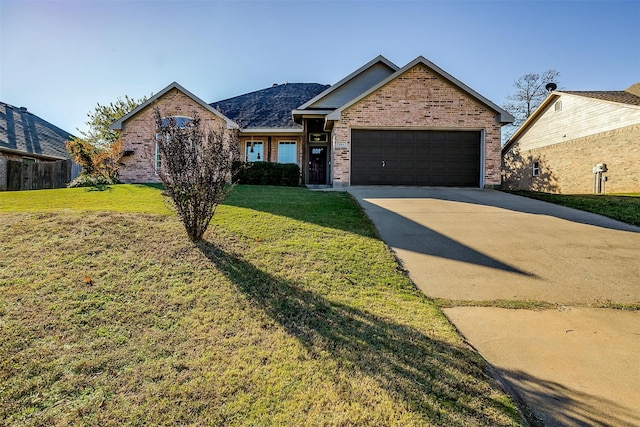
[347,187,640,426]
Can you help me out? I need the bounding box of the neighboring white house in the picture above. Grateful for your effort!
[502,83,640,194]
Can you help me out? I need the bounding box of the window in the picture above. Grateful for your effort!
[155,116,193,173]
[277,141,297,164]
[155,140,162,172]
[246,141,264,162]
[532,161,540,177]
[554,101,562,112]
[160,116,193,128]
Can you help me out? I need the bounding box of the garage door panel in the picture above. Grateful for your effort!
[351,130,480,187]
[395,145,415,156]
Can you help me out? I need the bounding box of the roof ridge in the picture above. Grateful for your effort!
[210,83,330,129]
[559,90,640,106]
[563,90,629,94]
[210,83,329,105]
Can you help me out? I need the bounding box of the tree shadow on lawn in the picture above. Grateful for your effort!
[222,186,377,238]
[197,240,520,426]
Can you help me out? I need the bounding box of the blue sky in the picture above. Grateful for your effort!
[1,0,639,135]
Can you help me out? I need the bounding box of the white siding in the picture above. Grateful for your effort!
[517,94,640,151]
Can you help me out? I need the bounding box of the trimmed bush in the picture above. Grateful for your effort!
[68,173,119,188]
[233,162,300,186]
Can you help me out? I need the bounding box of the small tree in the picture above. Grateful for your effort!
[66,95,147,185]
[66,136,124,183]
[502,69,560,142]
[154,109,240,242]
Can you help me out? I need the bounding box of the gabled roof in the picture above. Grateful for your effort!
[110,82,238,131]
[211,83,328,129]
[0,102,74,160]
[561,90,640,106]
[295,55,398,112]
[326,56,514,124]
[626,82,640,97]
[503,83,640,153]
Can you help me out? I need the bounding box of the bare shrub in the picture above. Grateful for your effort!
[154,109,240,241]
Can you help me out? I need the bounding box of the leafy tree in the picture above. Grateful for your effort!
[79,95,146,148]
[66,95,147,184]
[154,109,240,242]
[502,69,560,142]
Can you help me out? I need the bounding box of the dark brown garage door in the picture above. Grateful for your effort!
[351,130,481,186]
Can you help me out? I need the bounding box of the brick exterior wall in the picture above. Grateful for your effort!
[0,155,9,191]
[330,64,503,187]
[119,88,228,183]
[503,124,640,194]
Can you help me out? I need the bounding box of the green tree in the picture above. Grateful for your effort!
[79,95,146,148]
[67,95,147,185]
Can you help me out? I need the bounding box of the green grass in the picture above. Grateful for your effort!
[507,191,640,227]
[0,185,522,426]
[0,184,170,214]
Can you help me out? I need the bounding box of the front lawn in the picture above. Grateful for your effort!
[0,184,169,214]
[0,185,521,426]
[507,191,640,227]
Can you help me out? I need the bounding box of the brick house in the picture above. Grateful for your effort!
[112,55,513,188]
[0,102,78,190]
[502,83,640,194]
[110,84,238,183]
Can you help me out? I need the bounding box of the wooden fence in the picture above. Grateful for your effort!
[6,159,73,191]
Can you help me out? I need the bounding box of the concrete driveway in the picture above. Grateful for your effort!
[347,187,640,427]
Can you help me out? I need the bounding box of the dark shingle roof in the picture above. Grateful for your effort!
[0,102,74,159]
[210,83,329,129]
[562,90,640,107]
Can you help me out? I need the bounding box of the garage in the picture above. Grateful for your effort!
[350,130,481,186]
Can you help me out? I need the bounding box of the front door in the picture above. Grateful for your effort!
[309,146,327,185]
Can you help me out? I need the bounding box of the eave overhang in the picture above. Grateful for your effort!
[292,109,335,124]
[0,147,69,161]
[239,127,303,135]
[502,92,560,153]
[110,82,239,131]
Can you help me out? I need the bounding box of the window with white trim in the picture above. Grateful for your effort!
[246,141,264,162]
[155,116,193,173]
[532,161,540,177]
[154,140,162,172]
[277,141,297,164]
